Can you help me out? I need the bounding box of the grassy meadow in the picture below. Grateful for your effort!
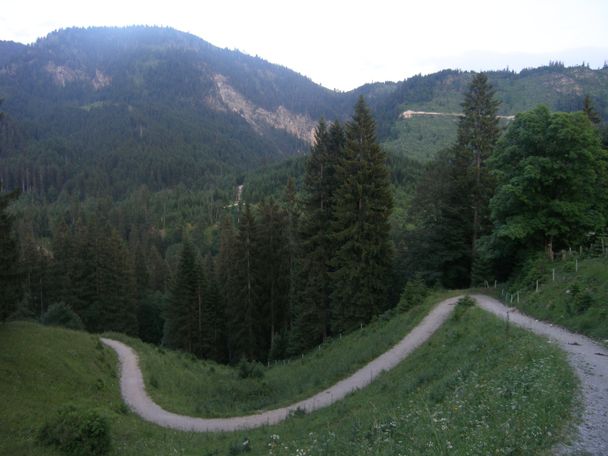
[0,294,577,455]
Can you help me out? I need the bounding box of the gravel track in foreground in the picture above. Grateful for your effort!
[473,294,608,455]
[101,295,460,431]
[102,293,607,455]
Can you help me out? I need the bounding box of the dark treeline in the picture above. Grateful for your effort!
[164,97,393,362]
[0,97,395,364]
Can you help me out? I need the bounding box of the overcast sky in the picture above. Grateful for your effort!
[1,0,607,91]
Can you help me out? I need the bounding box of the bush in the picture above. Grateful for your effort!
[41,302,84,330]
[237,359,265,379]
[457,296,476,308]
[38,404,111,456]
[398,275,429,311]
[567,283,595,315]
[452,295,476,321]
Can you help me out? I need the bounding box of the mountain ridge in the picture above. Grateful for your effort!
[1,26,607,198]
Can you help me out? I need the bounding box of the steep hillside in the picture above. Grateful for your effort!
[375,65,608,160]
[1,27,606,199]
[0,296,577,455]
[500,254,608,341]
[0,27,344,198]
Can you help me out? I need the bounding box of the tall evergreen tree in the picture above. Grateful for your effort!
[226,204,261,361]
[454,73,500,284]
[163,241,203,354]
[202,254,227,362]
[283,177,300,334]
[405,73,500,288]
[404,150,473,287]
[97,228,138,335]
[0,186,22,321]
[19,219,50,319]
[583,95,601,125]
[256,198,290,355]
[291,120,344,352]
[330,97,393,333]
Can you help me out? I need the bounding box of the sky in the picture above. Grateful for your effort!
[1,0,607,91]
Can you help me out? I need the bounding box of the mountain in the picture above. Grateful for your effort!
[370,65,608,160]
[0,26,607,200]
[0,27,349,197]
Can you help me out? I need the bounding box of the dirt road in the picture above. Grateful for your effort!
[100,295,459,431]
[102,294,608,454]
[473,294,608,455]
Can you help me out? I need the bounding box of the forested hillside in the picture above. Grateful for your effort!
[2,27,608,202]
[375,64,608,160]
[1,25,607,366]
[0,27,347,200]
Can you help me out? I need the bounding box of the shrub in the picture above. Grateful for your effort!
[457,295,476,308]
[38,404,111,456]
[237,359,265,379]
[567,283,595,315]
[398,275,429,311]
[41,302,84,330]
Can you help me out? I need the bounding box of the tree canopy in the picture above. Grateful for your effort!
[490,105,608,260]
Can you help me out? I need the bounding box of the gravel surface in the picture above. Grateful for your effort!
[102,293,608,454]
[473,294,608,456]
[100,295,460,431]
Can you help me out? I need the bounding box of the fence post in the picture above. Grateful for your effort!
[536,280,539,292]
[552,268,555,282]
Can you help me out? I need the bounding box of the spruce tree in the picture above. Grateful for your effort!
[291,120,344,352]
[202,254,227,362]
[19,220,50,320]
[454,73,500,285]
[407,74,500,288]
[226,204,261,361]
[163,241,202,354]
[0,187,22,321]
[283,177,300,334]
[330,97,393,333]
[256,198,289,355]
[96,228,138,335]
[583,95,601,125]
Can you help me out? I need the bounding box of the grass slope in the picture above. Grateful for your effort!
[105,292,459,418]
[0,297,577,455]
[501,255,608,342]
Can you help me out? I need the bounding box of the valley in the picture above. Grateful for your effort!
[1,25,607,456]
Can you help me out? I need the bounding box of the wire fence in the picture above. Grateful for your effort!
[482,238,608,304]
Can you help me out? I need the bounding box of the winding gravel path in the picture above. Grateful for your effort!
[100,295,460,431]
[102,294,608,454]
[473,294,608,455]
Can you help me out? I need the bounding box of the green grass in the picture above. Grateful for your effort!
[104,291,461,418]
[0,296,577,455]
[502,255,608,342]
